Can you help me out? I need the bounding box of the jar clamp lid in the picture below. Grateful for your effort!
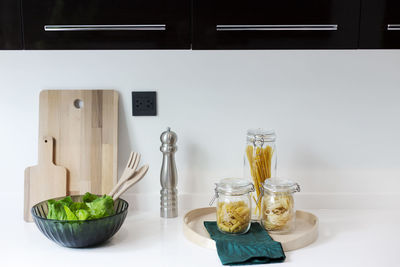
[216,178,254,195]
[246,129,276,146]
[210,178,254,206]
[263,178,300,194]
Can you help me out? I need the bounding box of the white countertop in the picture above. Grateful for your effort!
[3,201,400,267]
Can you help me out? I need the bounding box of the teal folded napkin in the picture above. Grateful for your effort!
[204,221,285,265]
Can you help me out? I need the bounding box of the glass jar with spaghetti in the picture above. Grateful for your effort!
[244,129,277,220]
[212,178,254,234]
[261,179,300,234]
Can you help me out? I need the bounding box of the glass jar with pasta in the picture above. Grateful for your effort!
[261,179,300,234]
[212,178,254,234]
[244,129,277,220]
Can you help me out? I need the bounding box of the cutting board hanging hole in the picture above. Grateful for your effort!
[73,99,84,109]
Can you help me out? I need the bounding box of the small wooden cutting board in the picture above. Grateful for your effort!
[24,136,67,222]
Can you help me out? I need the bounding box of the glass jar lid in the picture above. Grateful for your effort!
[263,178,300,193]
[247,129,276,144]
[215,178,254,196]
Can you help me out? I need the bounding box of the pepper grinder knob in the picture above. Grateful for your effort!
[160,127,178,218]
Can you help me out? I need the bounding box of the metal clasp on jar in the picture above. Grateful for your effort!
[209,185,219,206]
[294,183,301,193]
[255,185,264,207]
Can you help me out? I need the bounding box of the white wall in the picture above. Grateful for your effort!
[1,50,399,210]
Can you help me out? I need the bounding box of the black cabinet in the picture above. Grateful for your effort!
[22,0,191,49]
[360,0,400,48]
[5,0,400,50]
[0,0,22,49]
[193,0,361,49]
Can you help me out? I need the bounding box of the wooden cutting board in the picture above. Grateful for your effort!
[39,90,118,196]
[24,136,67,222]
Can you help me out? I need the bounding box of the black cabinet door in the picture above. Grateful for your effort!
[193,0,360,49]
[0,0,22,49]
[22,0,190,49]
[360,0,400,48]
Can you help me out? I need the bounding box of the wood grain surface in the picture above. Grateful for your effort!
[39,90,118,196]
[24,136,67,222]
[183,207,319,252]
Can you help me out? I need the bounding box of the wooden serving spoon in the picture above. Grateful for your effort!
[109,152,141,196]
[112,164,149,201]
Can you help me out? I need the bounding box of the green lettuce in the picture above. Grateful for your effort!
[75,209,90,220]
[82,192,98,203]
[86,195,115,219]
[47,193,115,221]
[70,202,89,212]
[64,206,78,220]
[47,196,73,220]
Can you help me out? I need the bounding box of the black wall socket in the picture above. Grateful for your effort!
[132,91,157,116]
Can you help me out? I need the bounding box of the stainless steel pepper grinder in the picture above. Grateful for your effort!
[160,127,178,218]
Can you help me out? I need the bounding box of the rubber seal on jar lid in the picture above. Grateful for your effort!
[263,178,300,193]
[216,178,254,196]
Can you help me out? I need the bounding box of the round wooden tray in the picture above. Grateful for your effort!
[183,207,318,252]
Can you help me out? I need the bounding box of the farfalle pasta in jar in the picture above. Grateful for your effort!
[261,179,300,234]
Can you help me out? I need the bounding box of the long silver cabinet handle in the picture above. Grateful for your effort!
[216,24,338,31]
[44,24,166,31]
[387,24,400,31]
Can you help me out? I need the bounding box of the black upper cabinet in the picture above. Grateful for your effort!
[22,0,191,49]
[0,0,22,49]
[7,0,400,50]
[193,0,361,49]
[360,0,400,48]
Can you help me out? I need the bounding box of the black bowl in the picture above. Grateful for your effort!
[31,195,128,248]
